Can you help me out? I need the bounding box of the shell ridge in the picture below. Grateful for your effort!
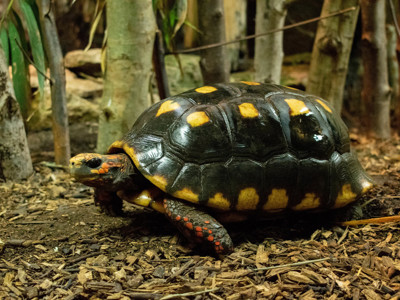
[167,163,186,194]
[264,95,290,151]
[308,98,336,154]
[215,104,234,149]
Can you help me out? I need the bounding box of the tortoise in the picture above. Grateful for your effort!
[70,81,373,254]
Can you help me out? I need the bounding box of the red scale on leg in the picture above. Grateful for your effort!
[163,198,233,254]
[185,222,193,230]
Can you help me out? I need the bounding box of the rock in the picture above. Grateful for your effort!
[164,54,202,95]
[66,73,103,99]
[27,87,100,132]
[64,48,102,77]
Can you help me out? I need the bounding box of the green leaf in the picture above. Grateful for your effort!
[19,0,46,100]
[85,0,105,51]
[12,9,29,51]
[171,0,187,37]
[0,0,15,25]
[8,19,30,117]
[0,26,10,63]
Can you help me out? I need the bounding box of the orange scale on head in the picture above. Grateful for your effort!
[207,235,214,242]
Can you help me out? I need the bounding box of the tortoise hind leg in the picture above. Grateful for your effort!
[163,198,233,254]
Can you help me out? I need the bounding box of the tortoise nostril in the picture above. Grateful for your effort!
[87,157,102,168]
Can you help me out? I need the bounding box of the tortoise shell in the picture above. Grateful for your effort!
[108,81,373,212]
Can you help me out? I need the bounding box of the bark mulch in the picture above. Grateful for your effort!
[0,136,400,299]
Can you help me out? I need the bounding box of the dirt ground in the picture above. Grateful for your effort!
[1,133,400,299]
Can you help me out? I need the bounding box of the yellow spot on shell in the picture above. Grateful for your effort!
[156,100,181,117]
[285,99,310,116]
[361,180,374,194]
[150,200,166,213]
[263,189,288,211]
[173,188,199,204]
[316,99,332,113]
[236,188,259,210]
[240,81,260,86]
[186,111,210,127]
[148,175,168,191]
[334,184,357,208]
[292,193,320,210]
[195,86,217,94]
[110,141,140,167]
[118,188,165,213]
[238,103,259,118]
[131,190,152,207]
[208,193,230,210]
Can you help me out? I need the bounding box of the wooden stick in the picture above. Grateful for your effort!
[253,257,331,272]
[160,288,220,300]
[171,6,357,54]
[339,215,400,226]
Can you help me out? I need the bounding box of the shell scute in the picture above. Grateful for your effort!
[110,83,372,212]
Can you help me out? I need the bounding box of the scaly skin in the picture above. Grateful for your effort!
[69,153,137,190]
[162,198,234,254]
[70,153,138,215]
[70,152,234,254]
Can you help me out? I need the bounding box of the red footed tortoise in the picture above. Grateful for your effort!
[70,81,373,254]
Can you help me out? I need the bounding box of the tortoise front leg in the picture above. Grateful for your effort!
[163,198,234,254]
[94,188,123,216]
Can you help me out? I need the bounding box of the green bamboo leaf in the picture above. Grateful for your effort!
[8,19,30,117]
[171,0,187,37]
[0,0,15,25]
[19,0,45,100]
[12,10,29,51]
[184,20,201,33]
[84,0,105,51]
[0,26,10,63]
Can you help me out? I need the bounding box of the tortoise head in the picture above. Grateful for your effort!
[69,153,138,190]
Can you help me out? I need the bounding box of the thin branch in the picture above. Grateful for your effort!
[339,215,400,226]
[171,6,358,54]
[253,257,331,272]
[160,288,220,300]
[14,38,53,84]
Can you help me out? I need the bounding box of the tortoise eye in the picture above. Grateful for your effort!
[86,157,102,168]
